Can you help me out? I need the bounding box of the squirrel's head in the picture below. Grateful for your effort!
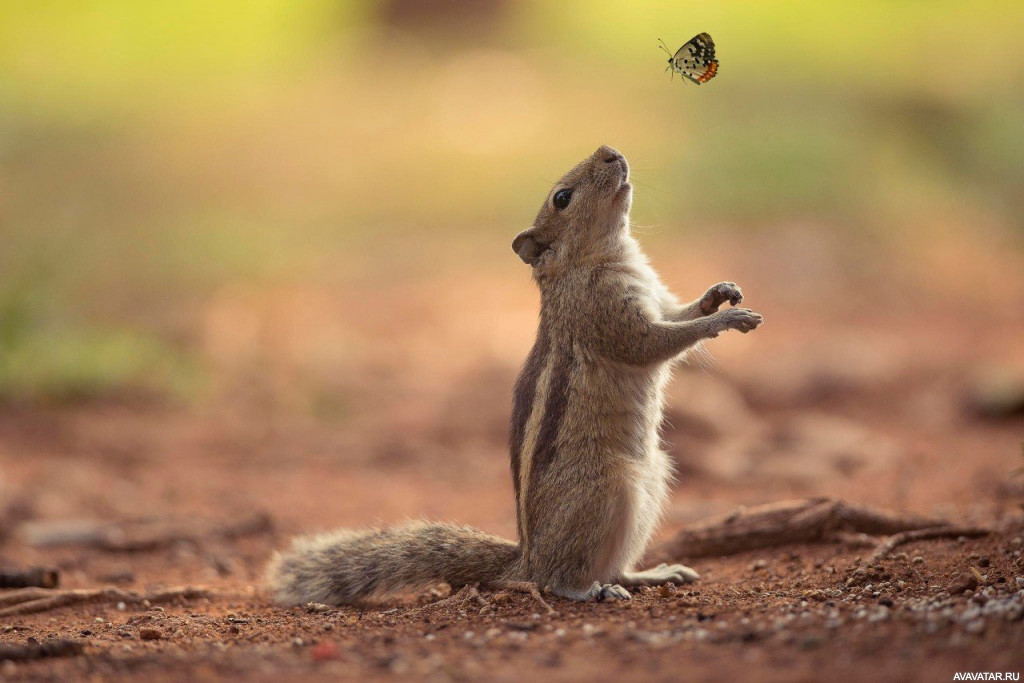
[512,145,632,277]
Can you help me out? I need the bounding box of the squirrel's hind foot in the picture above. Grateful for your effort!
[620,563,700,586]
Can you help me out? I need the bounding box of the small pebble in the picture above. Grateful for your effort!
[139,627,163,641]
[305,603,332,614]
[964,618,986,635]
[949,573,979,595]
[310,640,341,662]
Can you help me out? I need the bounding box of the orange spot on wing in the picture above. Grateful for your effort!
[697,61,718,83]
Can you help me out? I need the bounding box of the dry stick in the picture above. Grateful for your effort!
[0,639,84,661]
[647,497,990,564]
[422,584,492,611]
[491,580,556,616]
[458,586,491,610]
[0,586,213,617]
[411,581,555,617]
[467,586,491,610]
[828,531,877,549]
[408,584,485,618]
[20,513,273,552]
[868,526,991,563]
[0,567,59,589]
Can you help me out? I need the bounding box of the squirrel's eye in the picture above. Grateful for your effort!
[553,188,573,210]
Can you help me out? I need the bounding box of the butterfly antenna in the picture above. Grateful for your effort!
[657,38,673,57]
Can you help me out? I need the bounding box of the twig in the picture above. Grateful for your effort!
[647,497,970,563]
[19,513,273,552]
[0,567,59,589]
[409,581,555,617]
[407,584,485,617]
[488,580,556,615]
[868,526,991,563]
[0,586,213,617]
[465,586,492,610]
[828,531,876,549]
[0,639,84,661]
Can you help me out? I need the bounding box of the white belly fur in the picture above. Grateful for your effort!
[597,367,674,581]
[590,254,679,582]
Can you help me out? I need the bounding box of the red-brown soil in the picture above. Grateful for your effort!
[1,232,1022,681]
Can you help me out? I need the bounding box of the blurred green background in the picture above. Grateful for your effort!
[1,0,1022,404]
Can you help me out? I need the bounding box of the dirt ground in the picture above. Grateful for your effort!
[1,232,1023,681]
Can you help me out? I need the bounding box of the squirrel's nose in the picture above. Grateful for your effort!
[597,145,623,164]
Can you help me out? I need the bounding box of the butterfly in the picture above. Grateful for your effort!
[658,33,719,85]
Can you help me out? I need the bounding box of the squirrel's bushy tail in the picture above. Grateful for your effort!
[266,521,519,605]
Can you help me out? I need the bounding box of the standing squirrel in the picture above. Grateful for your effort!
[266,146,763,604]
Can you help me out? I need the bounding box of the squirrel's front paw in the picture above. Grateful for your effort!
[698,282,743,316]
[708,307,763,337]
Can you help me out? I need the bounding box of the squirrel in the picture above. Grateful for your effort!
[265,145,763,605]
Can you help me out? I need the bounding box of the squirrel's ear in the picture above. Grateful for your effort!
[512,228,546,266]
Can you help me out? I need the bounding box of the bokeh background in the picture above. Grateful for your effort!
[1,0,1022,533]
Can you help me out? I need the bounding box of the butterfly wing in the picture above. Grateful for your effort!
[671,32,719,85]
